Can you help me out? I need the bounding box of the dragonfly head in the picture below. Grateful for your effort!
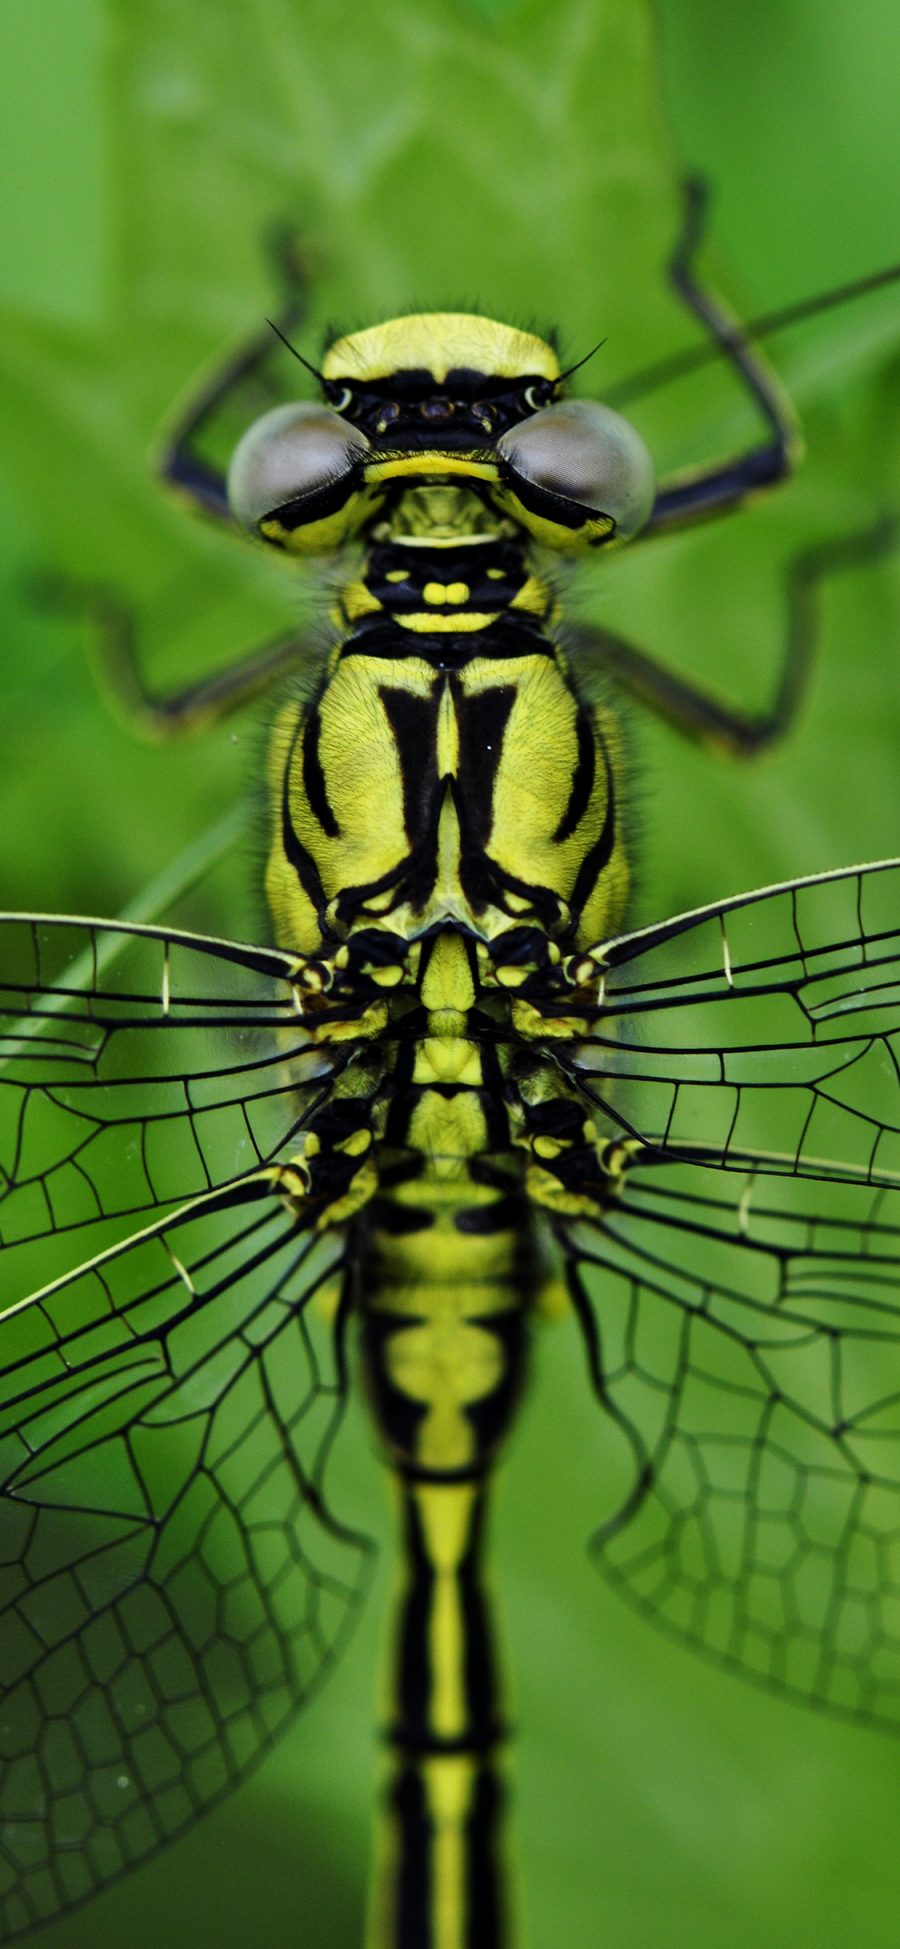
[228,311,655,556]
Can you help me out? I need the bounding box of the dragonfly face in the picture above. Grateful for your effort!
[2,192,899,1949]
[228,311,655,558]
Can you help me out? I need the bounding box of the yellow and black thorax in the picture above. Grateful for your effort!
[234,312,645,964]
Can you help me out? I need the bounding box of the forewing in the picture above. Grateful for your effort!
[560,858,900,1185]
[560,1156,900,1730]
[0,1176,372,1939]
[0,915,330,1262]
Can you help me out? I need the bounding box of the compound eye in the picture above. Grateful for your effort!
[227,402,370,532]
[497,398,655,539]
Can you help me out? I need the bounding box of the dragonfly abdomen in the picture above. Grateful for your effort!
[360,928,528,1946]
[365,1478,513,1949]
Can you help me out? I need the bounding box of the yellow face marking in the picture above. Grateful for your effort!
[322,311,560,385]
[422,581,470,606]
[396,611,500,634]
[365,453,500,486]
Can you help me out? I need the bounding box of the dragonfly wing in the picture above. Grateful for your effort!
[0,915,332,1257]
[0,1176,373,1938]
[557,1154,900,1731]
[555,857,900,1186]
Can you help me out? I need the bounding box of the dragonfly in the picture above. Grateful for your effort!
[2,182,899,1947]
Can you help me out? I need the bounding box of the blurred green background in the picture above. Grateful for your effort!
[0,2,898,1945]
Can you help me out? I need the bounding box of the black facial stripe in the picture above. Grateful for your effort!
[498,457,612,534]
[262,459,366,533]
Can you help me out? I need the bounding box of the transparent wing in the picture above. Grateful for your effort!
[0,1175,373,1939]
[0,915,332,1261]
[555,858,900,1185]
[559,1147,900,1732]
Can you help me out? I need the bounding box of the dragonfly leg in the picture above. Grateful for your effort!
[29,570,308,738]
[574,513,897,756]
[158,222,314,528]
[640,176,802,539]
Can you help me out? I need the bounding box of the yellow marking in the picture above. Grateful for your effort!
[425,1755,478,1949]
[317,1156,379,1229]
[486,566,506,580]
[259,486,373,554]
[533,1134,563,1160]
[383,483,509,543]
[413,1036,483,1086]
[437,685,459,778]
[384,1317,504,1470]
[322,312,560,385]
[415,1484,476,1738]
[396,610,500,633]
[365,454,500,486]
[342,579,382,621]
[510,574,552,615]
[385,568,407,583]
[525,1158,599,1219]
[422,581,470,606]
[494,963,528,988]
[499,487,616,554]
[420,932,475,1013]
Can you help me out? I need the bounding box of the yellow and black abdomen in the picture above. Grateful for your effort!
[360,931,529,1949]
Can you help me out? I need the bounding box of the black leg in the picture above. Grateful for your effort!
[573,517,896,756]
[157,224,315,529]
[31,573,308,740]
[640,178,802,541]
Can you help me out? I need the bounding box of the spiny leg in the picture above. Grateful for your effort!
[159,222,314,527]
[641,177,801,539]
[575,514,897,757]
[26,232,323,739]
[32,574,310,739]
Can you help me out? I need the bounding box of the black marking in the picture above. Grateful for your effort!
[260,459,366,535]
[370,1197,434,1237]
[498,453,614,538]
[552,707,596,843]
[279,720,330,927]
[365,539,529,615]
[521,1097,586,1142]
[454,684,516,850]
[566,729,618,928]
[454,1196,520,1236]
[301,709,340,838]
[343,610,553,666]
[462,1313,530,1464]
[380,685,440,845]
